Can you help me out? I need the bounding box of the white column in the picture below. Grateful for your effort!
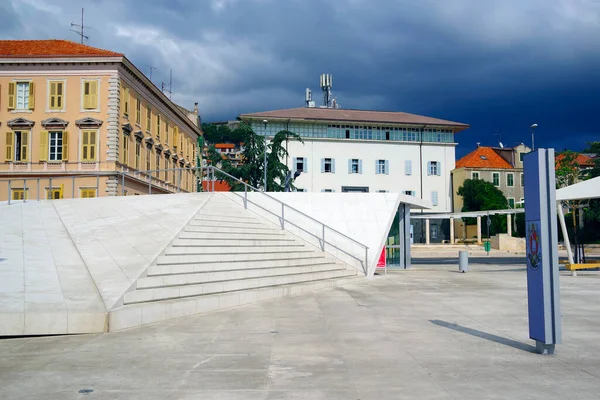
[425,219,430,244]
[507,214,512,237]
[477,216,482,244]
[450,217,455,244]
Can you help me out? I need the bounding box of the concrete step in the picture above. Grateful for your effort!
[178,232,289,240]
[137,263,348,289]
[184,225,285,234]
[148,257,340,275]
[172,239,305,248]
[172,238,298,247]
[195,212,258,219]
[193,215,265,224]
[157,251,325,265]
[109,275,362,331]
[164,245,308,255]
[124,269,357,305]
[188,220,274,230]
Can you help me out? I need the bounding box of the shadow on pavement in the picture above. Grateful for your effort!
[413,257,526,265]
[429,319,536,353]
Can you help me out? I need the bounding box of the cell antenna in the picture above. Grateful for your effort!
[70,8,90,44]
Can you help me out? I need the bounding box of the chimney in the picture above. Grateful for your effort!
[193,102,199,115]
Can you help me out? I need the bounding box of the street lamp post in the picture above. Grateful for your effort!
[531,123,538,151]
[263,119,268,191]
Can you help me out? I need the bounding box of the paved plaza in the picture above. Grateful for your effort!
[2,260,600,399]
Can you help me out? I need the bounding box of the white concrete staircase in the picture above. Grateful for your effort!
[109,195,360,331]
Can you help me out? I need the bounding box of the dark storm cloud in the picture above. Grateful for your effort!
[7,0,600,154]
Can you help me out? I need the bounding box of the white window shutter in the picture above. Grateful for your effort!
[431,191,438,206]
[303,158,308,173]
[375,160,379,174]
[427,161,432,176]
[331,159,335,174]
[348,159,352,174]
[321,158,325,173]
[293,157,297,173]
[405,160,412,175]
[437,163,441,176]
[385,160,389,175]
[359,159,363,174]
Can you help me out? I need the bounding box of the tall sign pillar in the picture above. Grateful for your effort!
[398,204,412,269]
[524,149,561,354]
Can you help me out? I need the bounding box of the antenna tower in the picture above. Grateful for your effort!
[70,8,90,44]
[320,74,332,107]
[161,69,173,100]
[145,65,156,81]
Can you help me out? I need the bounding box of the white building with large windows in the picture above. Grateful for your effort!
[239,107,469,213]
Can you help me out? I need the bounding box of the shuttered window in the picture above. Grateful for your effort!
[49,81,64,110]
[81,130,97,161]
[80,188,97,198]
[9,82,35,110]
[82,80,98,109]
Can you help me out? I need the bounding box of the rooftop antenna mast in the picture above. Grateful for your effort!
[320,73,332,107]
[161,69,173,100]
[145,65,156,81]
[70,8,90,44]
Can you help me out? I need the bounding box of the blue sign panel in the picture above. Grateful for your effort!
[524,149,561,353]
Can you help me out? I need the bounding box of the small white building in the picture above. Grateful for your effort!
[239,107,469,213]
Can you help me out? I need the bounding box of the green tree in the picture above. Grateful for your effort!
[555,150,583,188]
[266,130,303,192]
[457,178,508,236]
[580,142,600,243]
[209,123,303,192]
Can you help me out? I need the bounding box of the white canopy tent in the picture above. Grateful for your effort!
[555,176,600,265]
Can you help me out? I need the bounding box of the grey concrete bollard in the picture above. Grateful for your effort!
[459,250,468,273]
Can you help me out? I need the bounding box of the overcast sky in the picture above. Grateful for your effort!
[2,0,599,156]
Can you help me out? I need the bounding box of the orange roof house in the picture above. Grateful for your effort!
[455,146,513,169]
[555,153,596,168]
[0,40,123,58]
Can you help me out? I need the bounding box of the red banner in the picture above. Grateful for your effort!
[377,247,386,268]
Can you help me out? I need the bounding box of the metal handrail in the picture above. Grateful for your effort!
[205,165,369,273]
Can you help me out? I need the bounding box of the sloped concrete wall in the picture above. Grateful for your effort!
[0,193,211,336]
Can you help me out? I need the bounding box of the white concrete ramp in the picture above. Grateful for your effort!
[0,193,210,335]
[0,192,410,336]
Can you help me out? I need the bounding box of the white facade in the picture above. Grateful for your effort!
[283,138,456,213]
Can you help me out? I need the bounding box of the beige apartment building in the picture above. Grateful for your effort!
[0,40,202,201]
[451,144,530,239]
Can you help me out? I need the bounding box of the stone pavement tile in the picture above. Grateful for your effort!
[426,367,561,400]
[0,337,29,353]
[265,390,358,399]
[0,368,186,398]
[215,331,278,344]
[270,332,333,343]
[202,341,273,355]
[266,366,353,391]
[181,370,268,391]
[1,333,95,356]
[357,388,453,400]
[270,341,340,356]
[270,353,346,370]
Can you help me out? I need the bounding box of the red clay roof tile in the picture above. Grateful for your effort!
[556,153,595,167]
[456,146,513,169]
[0,40,122,58]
